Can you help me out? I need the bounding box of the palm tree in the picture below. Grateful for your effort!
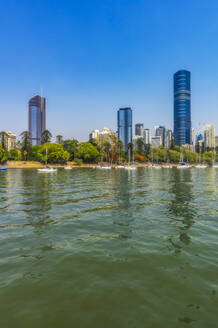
[20,131,31,160]
[127,142,134,163]
[41,130,52,144]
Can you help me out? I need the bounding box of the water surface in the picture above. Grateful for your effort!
[0,168,217,327]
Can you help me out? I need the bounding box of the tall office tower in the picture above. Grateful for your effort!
[144,129,150,145]
[135,123,144,136]
[204,124,215,150]
[117,107,132,150]
[28,95,46,145]
[174,70,191,146]
[165,129,172,148]
[155,126,165,146]
[191,127,195,146]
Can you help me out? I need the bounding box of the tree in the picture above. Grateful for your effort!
[135,138,144,155]
[0,146,7,163]
[8,149,22,161]
[41,130,52,144]
[0,131,8,150]
[20,131,31,160]
[41,143,70,163]
[76,142,100,163]
[62,139,78,160]
[29,145,42,161]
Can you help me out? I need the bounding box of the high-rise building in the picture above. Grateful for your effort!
[144,129,150,145]
[174,70,191,146]
[155,126,165,147]
[28,95,46,145]
[118,107,132,150]
[165,129,172,148]
[151,136,162,148]
[191,127,195,146]
[135,123,144,137]
[204,124,215,150]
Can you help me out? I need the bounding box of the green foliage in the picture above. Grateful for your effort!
[168,150,180,163]
[0,146,7,163]
[20,131,31,159]
[29,145,42,161]
[62,139,78,160]
[135,138,144,155]
[41,143,70,163]
[74,158,83,165]
[8,149,22,161]
[76,142,100,163]
[204,152,214,164]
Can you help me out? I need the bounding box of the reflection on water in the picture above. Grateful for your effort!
[167,169,196,251]
[0,168,218,328]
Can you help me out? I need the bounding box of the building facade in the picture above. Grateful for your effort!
[28,95,46,145]
[151,136,162,148]
[144,129,150,145]
[135,123,144,137]
[204,124,215,150]
[0,131,17,151]
[118,108,132,150]
[174,70,191,146]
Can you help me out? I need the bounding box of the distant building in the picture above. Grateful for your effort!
[6,131,17,150]
[117,107,132,150]
[191,127,195,146]
[133,135,144,150]
[28,95,46,145]
[196,133,203,141]
[56,135,63,144]
[144,129,150,145]
[151,136,162,148]
[204,124,215,150]
[89,127,114,141]
[155,126,172,148]
[174,70,191,146]
[195,139,204,153]
[0,131,16,151]
[165,129,172,148]
[135,123,144,137]
[215,136,218,150]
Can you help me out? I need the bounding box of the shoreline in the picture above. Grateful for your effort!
[2,161,199,169]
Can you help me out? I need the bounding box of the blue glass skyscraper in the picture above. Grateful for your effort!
[28,95,46,145]
[118,107,132,150]
[174,70,191,146]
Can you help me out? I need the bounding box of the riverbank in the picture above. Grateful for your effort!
[2,161,198,169]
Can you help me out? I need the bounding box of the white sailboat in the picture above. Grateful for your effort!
[125,145,136,170]
[38,148,57,172]
[177,148,191,169]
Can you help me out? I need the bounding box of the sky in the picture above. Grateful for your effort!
[1,0,218,141]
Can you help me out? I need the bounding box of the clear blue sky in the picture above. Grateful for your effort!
[1,0,218,141]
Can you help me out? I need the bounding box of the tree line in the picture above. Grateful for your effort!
[0,130,217,164]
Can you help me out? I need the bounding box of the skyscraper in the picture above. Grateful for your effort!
[135,123,144,137]
[204,124,215,150]
[117,107,132,150]
[174,70,191,146]
[144,129,150,145]
[155,126,165,147]
[28,95,46,145]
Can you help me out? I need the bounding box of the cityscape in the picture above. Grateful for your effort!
[1,1,218,327]
[0,70,217,156]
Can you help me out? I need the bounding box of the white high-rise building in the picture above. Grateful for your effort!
[204,124,215,149]
[144,129,150,145]
[151,136,162,148]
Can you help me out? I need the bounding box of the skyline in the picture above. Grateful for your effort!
[1,0,218,140]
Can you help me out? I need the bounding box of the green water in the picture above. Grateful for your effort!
[0,168,217,327]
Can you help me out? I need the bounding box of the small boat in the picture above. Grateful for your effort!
[152,165,161,169]
[93,165,111,170]
[38,166,57,173]
[212,164,218,168]
[115,165,125,169]
[195,164,207,168]
[0,166,6,171]
[124,165,136,170]
[64,166,72,170]
[177,163,191,169]
[163,165,173,168]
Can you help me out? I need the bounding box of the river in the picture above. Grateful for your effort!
[0,168,217,327]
